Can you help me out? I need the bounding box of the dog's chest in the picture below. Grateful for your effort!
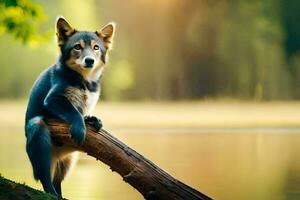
[85,90,99,114]
[65,87,99,115]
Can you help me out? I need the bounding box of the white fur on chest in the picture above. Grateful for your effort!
[65,86,99,116]
[85,90,99,115]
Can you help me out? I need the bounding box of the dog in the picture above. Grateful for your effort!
[25,16,115,197]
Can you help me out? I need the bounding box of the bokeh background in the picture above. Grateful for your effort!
[1,0,300,101]
[1,0,300,200]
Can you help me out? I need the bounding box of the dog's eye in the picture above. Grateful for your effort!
[74,44,82,50]
[93,45,100,50]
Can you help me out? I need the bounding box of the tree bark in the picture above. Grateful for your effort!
[45,119,212,200]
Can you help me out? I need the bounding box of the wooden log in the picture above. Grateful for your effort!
[45,119,212,200]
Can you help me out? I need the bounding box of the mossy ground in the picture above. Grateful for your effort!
[0,175,59,200]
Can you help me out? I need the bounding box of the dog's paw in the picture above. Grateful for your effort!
[84,116,103,131]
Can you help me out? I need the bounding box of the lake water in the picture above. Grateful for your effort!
[0,102,300,200]
[1,127,300,200]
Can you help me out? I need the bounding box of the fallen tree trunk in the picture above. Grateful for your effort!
[46,119,212,200]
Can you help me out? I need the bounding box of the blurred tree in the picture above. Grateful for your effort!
[0,0,48,43]
[281,0,300,64]
[280,0,300,98]
[216,0,292,100]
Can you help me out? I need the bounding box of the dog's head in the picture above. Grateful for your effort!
[56,17,115,81]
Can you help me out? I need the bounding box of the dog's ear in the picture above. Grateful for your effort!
[96,22,115,50]
[56,16,75,47]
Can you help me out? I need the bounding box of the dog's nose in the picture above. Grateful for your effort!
[84,57,94,67]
